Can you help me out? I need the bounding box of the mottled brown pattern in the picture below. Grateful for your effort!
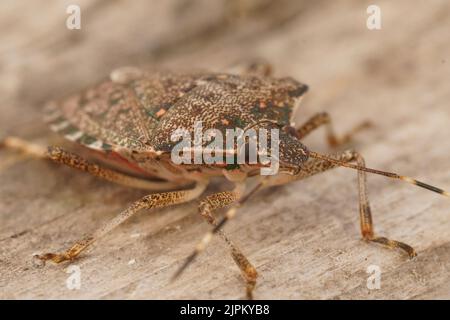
[147,73,307,152]
[199,190,239,222]
[1,0,449,301]
[44,69,311,183]
[4,62,448,298]
[47,70,307,154]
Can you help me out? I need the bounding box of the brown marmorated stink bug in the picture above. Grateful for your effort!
[1,63,449,299]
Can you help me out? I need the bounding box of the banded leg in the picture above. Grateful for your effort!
[0,138,186,191]
[46,146,188,191]
[36,181,207,264]
[172,180,266,293]
[0,137,47,171]
[296,112,372,147]
[0,136,47,158]
[198,189,258,299]
[267,150,416,258]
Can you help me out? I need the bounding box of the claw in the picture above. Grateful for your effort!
[33,238,92,266]
[34,252,71,264]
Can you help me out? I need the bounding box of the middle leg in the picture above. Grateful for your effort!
[172,180,266,298]
[197,188,258,299]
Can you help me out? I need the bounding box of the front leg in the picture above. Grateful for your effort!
[266,150,416,258]
[296,112,372,147]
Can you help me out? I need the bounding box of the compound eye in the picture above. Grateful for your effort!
[282,125,299,138]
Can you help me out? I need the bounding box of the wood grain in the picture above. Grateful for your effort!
[1,0,449,299]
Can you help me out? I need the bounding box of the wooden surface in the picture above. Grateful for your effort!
[1,0,449,299]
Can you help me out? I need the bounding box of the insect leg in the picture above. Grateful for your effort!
[197,188,258,299]
[227,58,273,77]
[172,180,265,291]
[0,136,48,171]
[296,112,372,147]
[46,146,185,191]
[0,136,47,158]
[35,181,208,264]
[268,149,416,257]
[110,66,143,84]
[0,140,184,190]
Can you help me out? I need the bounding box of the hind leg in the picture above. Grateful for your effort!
[45,146,188,191]
[0,136,48,173]
[1,138,184,191]
[1,136,47,158]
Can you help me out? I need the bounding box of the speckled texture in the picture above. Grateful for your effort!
[0,0,449,299]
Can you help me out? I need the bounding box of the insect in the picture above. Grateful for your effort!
[1,63,448,299]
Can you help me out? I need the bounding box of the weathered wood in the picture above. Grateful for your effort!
[1,0,449,299]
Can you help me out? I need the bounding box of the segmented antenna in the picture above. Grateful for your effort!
[309,151,449,197]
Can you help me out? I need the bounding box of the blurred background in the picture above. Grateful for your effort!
[1,0,449,138]
[1,0,449,299]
